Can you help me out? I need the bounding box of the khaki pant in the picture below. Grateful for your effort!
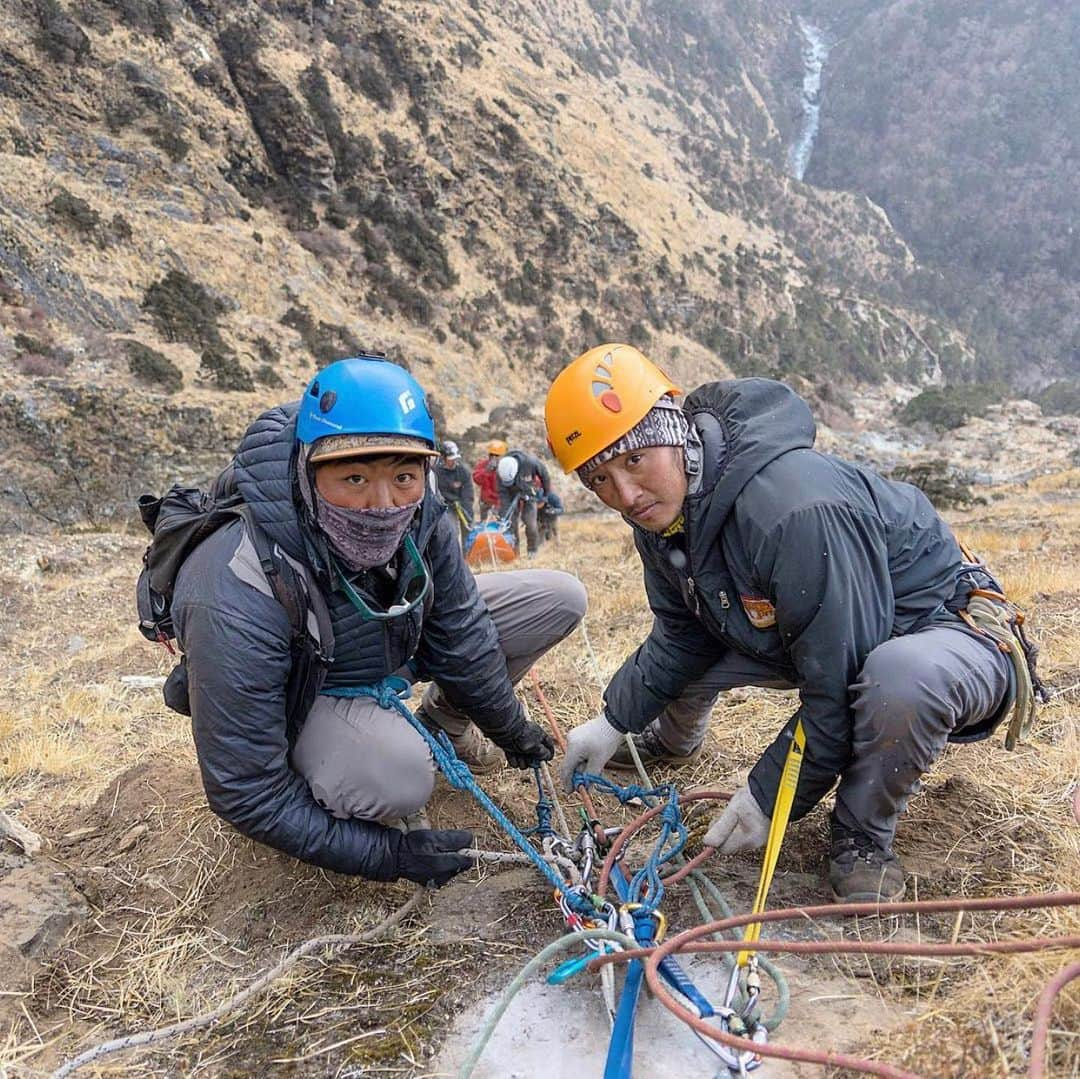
[646,623,1012,851]
[291,570,586,822]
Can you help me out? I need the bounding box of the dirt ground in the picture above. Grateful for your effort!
[1,474,1078,1077]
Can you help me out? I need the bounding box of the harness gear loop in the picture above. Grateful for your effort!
[961,593,1045,749]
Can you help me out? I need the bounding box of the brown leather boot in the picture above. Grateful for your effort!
[829,823,906,903]
[417,708,504,774]
[607,725,703,772]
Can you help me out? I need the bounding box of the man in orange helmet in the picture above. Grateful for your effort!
[546,344,1029,903]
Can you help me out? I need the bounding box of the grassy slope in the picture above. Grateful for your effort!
[1,471,1078,1076]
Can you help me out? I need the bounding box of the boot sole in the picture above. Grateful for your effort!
[830,883,906,904]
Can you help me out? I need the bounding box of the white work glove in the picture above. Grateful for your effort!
[559,713,625,792]
[703,785,771,854]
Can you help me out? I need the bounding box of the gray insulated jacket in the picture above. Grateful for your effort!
[172,403,526,880]
[603,378,992,821]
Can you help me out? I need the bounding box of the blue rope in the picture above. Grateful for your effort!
[626,788,687,912]
[572,771,666,808]
[574,773,687,914]
[523,767,555,839]
[323,679,595,916]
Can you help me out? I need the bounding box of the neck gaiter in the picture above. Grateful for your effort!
[315,497,421,571]
[296,445,422,571]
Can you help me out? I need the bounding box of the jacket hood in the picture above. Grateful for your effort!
[232,401,444,567]
[680,378,816,557]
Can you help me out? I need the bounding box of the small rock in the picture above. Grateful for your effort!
[120,675,167,689]
[57,826,100,848]
[116,823,149,853]
[66,635,87,655]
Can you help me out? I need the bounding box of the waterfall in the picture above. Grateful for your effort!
[788,16,830,181]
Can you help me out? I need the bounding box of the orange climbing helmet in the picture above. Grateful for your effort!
[544,343,681,473]
[486,439,508,456]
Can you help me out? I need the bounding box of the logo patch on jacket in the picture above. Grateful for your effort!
[741,595,776,629]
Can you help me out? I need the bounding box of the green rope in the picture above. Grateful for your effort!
[456,928,638,1079]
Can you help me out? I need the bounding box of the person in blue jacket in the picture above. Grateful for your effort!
[547,344,1033,903]
[172,355,586,887]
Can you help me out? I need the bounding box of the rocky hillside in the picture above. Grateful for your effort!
[804,0,1080,385]
[1,0,974,529]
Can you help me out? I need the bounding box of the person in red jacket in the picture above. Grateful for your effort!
[473,439,506,514]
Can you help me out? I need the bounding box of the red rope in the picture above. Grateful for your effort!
[528,669,1080,1077]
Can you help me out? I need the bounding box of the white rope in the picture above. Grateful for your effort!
[579,620,606,692]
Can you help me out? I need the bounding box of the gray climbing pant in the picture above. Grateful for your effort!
[509,498,541,556]
[291,569,587,822]
[648,623,1013,851]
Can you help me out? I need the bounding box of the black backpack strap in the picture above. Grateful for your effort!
[233,506,334,744]
[236,505,307,643]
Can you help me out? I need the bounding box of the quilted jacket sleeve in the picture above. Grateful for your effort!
[603,553,726,732]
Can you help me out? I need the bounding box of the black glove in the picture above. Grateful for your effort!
[392,828,474,887]
[502,720,556,770]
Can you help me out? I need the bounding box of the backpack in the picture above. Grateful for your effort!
[135,472,334,739]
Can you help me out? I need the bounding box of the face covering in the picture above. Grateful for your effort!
[315,496,421,572]
[296,445,422,572]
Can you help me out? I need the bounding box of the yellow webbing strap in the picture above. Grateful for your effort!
[737,719,806,968]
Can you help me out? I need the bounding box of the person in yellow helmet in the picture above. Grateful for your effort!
[546,344,1029,904]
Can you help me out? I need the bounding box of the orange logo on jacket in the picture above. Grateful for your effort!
[741,595,776,629]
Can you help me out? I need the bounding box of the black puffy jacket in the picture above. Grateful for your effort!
[172,404,526,879]
[603,379,999,820]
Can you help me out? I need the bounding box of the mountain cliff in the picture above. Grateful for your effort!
[804,0,1080,384]
[0,0,974,527]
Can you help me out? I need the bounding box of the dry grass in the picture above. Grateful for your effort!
[0,476,1078,1077]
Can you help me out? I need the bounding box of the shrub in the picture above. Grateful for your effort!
[1035,380,1080,416]
[47,189,100,235]
[13,333,56,356]
[899,383,1005,430]
[103,0,173,41]
[254,363,284,388]
[125,340,182,392]
[351,64,394,110]
[280,304,364,366]
[889,461,982,510]
[149,115,190,162]
[13,333,73,377]
[627,321,652,349]
[34,0,90,64]
[15,353,68,377]
[200,348,254,391]
[142,271,226,350]
[109,213,133,243]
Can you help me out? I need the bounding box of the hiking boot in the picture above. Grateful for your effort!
[829,824,906,903]
[607,725,703,772]
[417,708,504,774]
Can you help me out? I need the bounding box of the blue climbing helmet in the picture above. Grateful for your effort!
[297,355,439,463]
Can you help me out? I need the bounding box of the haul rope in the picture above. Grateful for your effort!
[324,679,596,916]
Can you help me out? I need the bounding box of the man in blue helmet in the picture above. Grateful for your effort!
[170,354,586,887]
